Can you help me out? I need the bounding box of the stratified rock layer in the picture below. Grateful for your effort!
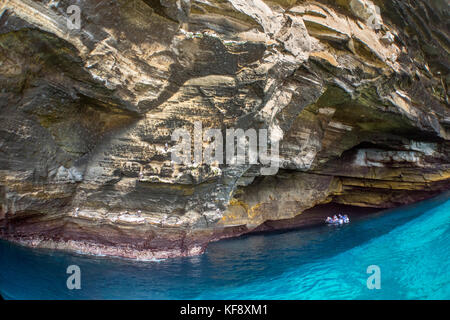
[0,0,449,259]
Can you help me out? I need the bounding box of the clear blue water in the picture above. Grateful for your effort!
[1,192,449,300]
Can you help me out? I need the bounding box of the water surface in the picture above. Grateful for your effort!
[1,192,449,299]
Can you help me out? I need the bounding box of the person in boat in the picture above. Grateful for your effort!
[343,215,350,223]
[326,216,338,224]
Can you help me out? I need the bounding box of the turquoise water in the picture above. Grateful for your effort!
[1,192,449,300]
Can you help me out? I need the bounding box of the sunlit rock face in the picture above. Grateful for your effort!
[0,0,449,259]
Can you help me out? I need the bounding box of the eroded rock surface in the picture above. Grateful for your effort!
[0,0,449,259]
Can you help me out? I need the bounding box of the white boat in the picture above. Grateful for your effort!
[325,215,350,225]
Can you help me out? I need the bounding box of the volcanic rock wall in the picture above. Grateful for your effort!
[0,0,449,259]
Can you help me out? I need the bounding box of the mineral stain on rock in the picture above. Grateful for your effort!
[0,0,449,260]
